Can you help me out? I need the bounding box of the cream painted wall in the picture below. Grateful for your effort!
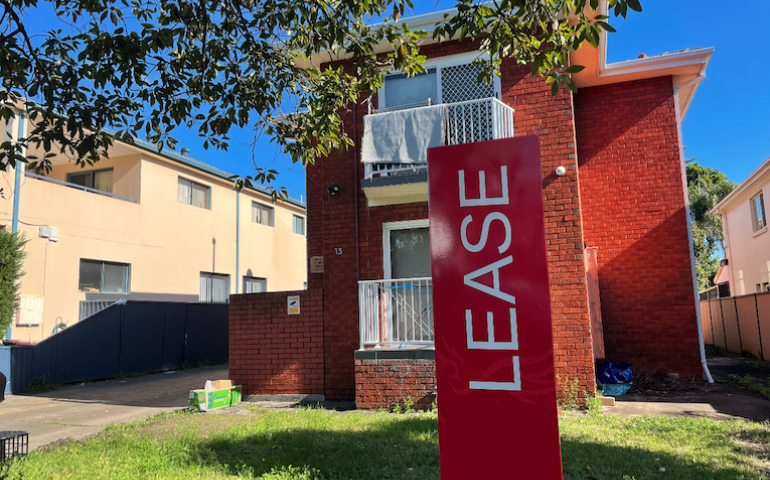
[2,149,306,343]
[722,174,770,296]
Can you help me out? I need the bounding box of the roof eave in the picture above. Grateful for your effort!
[712,156,770,215]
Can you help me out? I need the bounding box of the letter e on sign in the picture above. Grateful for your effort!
[287,296,300,315]
[428,136,563,480]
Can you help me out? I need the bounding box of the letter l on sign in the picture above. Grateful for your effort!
[428,136,563,479]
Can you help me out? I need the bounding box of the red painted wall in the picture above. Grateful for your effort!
[575,76,702,378]
[229,290,325,395]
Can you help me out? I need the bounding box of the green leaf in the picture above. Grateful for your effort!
[564,65,585,74]
[626,0,643,12]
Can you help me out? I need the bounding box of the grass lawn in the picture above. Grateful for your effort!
[4,408,770,480]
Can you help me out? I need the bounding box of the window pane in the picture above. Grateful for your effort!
[252,203,260,223]
[79,261,102,291]
[293,216,305,235]
[200,273,210,301]
[384,70,438,108]
[69,172,93,188]
[94,170,113,193]
[178,178,192,204]
[3,117,14,143]
[261,205,274,226]
[390,227,431,279]
[192,183,208,208]
[244,277,266,293]
[103,263,128,293]
[212,275,229,303]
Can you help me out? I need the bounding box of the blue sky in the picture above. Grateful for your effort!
[27,1,767,199]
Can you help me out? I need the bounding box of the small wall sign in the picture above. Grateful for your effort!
[287,295,300,315]
[310,256,324,273]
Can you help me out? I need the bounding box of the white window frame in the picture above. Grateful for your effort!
[252,202,275,227]
[377,51,501,109]
[382,219,430,280]
[243,276,267,293]
[750,191,767,233]
[78,259,131,294]
[199,272,230,303]
[293,215,306,235]
[178,176,211,209]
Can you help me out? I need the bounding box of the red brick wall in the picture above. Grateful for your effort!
[355,359,437,410]
[575,77,702,378]
[305,39,597,402]
[229,290,324,395]
[499,58,596,399]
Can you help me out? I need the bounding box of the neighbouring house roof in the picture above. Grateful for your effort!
[714,264,730,285]
[712,156,770,215]
[120,135,306,209]
[295,2,712,119]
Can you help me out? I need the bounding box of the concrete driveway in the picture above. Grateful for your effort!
[0,364,228,450]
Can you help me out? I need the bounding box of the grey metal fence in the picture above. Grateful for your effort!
[8,301,228,393]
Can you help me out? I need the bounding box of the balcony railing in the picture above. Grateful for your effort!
[363,97,514,180]
[26,172,138,203]
[358,278,434,349]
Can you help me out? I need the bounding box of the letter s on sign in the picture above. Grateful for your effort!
[461,213,512,254]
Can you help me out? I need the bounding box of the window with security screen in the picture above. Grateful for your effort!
[751,192,767,232]
[380,55,499,110]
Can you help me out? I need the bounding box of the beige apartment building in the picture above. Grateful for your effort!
[2,114,307,343]
[712,157,770,296]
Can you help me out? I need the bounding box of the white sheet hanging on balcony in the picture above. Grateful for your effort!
[361,104,445,164]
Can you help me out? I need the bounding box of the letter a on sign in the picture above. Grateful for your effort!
[428,136,563,480]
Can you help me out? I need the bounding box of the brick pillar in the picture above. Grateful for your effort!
[500,60,596,399]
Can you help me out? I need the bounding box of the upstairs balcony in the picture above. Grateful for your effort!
[361,97,514,206]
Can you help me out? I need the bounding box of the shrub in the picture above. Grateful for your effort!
[0,229,26,339]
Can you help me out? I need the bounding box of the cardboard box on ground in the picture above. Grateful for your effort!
[188,379,242,412]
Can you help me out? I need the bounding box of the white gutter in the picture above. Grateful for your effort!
[673,84,714,383]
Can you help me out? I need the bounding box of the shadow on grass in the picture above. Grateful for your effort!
[188,415,760,480]
[561,439,758,480]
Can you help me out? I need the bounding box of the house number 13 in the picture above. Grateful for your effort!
[335,248,343,255]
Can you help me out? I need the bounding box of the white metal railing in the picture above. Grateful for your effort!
[358,278,434,349]
[79,300,117,320]
[26,172,139,203]
[363,97,514,180]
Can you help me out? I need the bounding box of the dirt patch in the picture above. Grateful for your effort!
[629,369,719,398]
[132,410,256,441]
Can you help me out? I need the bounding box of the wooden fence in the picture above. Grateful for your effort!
[700,293,770,361]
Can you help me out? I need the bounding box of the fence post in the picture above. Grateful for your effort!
[733,296,743,354]
[118,303,125,374]
[708,300,715,344]
[719,298,728,351]
[756,294,764,361]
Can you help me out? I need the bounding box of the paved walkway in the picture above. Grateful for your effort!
[0,364,228,450]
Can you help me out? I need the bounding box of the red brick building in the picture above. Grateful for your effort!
[229,8,713,408]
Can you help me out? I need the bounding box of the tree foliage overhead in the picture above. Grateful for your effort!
[687,161,736,291]
[1,0,641,196]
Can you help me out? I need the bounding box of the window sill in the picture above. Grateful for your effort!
[753,226,767,238]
